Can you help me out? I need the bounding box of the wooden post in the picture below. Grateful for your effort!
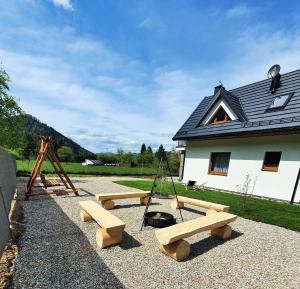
[159,239,190,262]
[210,225,232,240]
[80,210,92,222]
[170,198,184,210]
[96,228,123,248]
[101,200,115,210]
[140,196,150,205]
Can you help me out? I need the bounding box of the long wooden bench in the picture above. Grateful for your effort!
[170,196,230,214]
[155,212,237,261]
[79,200,125,248]
[96,191,150,209]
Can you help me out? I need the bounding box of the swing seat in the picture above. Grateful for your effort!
[40,174,60,188]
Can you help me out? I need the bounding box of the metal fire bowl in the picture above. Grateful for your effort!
[144,211,176,228]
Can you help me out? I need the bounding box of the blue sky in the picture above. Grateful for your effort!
[1,0,300,153]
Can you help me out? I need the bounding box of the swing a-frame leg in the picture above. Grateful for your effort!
[26,137,78,199]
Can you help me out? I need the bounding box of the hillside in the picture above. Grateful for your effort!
[24,114,95,161]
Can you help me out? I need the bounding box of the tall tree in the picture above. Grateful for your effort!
[0,67,24,148]
[145,145,154,164]
[155,144,164,160]
[147,146,153,154]
[140,143,146,154]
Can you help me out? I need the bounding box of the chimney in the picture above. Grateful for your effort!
[214,84,224,96]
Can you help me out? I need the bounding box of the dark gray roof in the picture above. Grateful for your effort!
[173,69,300,140]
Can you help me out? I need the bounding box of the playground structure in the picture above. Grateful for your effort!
[26,137,78,199]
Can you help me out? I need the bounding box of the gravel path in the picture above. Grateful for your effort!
[14,177,300,289]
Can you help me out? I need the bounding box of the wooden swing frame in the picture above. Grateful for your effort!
[26,136,79,199]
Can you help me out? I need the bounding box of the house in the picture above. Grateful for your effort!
[173,66,300,204]
[81,159,103,166]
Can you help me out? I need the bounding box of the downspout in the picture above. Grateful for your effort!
[290,168,300,204]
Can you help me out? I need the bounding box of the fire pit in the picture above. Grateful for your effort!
[144,211,176,228]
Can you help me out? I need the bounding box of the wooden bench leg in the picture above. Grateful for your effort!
[96,228,123,248]
[206,209,218,215]
[80,209,92,222]
[101,200,115,210]
[170,199,184,210]
[140,196,150,205]
[159,239,190,262]
[210,225,232,240]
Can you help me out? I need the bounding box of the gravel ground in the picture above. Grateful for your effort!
[14,177,300,289]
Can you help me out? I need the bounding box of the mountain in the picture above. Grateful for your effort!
[24,114,95,161]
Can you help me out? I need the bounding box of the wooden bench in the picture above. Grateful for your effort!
[155,212,237,261]
[96,191,150,209]
[79,200,125,248]
[170,196,230,214]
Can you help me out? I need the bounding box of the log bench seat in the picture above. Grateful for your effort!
[96,191,150,209]
[79,200,125,248]
[155,212,237,261]
[170,196,230,214]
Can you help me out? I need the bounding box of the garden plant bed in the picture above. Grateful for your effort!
[11,176,300,289]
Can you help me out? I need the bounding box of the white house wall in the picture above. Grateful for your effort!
[183,134,300,202]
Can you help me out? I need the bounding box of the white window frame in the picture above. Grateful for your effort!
[201,99,237,125]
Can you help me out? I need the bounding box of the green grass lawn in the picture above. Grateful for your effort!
[114,180,300,232]
[17,160,157,176]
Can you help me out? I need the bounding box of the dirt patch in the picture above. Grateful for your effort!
[0,192,25,289]
[0,243,18,289]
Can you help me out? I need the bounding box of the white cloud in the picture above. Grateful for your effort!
[52,0,73,11]
[226,4,254,18]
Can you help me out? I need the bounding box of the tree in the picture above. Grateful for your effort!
[145,146,154,165]
[58,137,65,148]
[140,144,146,154]
[57,146,74,162]
[96,153,118,164]
[0,67,25,148]
[167,149,180,175]
[116,148,124,165]
[21,133,36,160]
[155,144,164,160]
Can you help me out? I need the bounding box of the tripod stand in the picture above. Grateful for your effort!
[140,149,184,231]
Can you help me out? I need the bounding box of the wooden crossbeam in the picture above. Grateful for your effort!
[26,136,78,199]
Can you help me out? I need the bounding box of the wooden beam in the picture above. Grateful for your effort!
[96,191,150,201]
[159,239,190,262]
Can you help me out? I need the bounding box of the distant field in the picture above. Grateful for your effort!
[17,160,157,176]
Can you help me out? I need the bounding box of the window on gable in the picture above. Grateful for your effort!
[266,92,294,111]
[262,152,282,172]
[208,152,231,176]
[209,107,231,124]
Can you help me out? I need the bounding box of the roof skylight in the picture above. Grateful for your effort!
[267,92,294,111]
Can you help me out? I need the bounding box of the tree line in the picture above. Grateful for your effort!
[96,144,180,174]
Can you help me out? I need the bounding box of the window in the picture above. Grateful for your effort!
[208,152,231,176]
[262,152,282,172]
[266,93,294,111]
[209,107,232,124]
